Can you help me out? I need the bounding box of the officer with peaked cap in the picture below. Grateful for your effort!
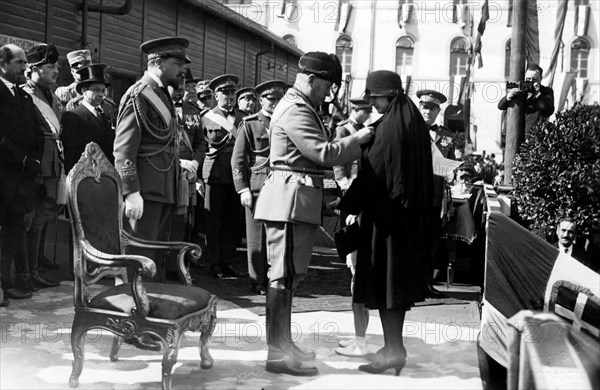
[415,89,455,298]
[231,80,287,295]
[196,80,215,110]
[113,37,189,289]
[253,52,373,376]
[55,49,92,107]
[201,73,246,278]
[21,43,63,291]
[236,87,257,115]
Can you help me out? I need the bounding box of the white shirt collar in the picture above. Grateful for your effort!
[147,71,164,88]
[260,109,271,118]
[558,243,572,255]
[81,100,99,116]
[1,76,16,96]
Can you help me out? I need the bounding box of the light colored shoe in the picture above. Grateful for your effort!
[338,337,355,348]
[335,340,368,357]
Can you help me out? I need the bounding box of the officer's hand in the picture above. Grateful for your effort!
[354,127,374,145]
[180,159,198,176]
[125,191,144,220]
[23,155,41,174]
[506,88,520,101]
[240,191,253,209]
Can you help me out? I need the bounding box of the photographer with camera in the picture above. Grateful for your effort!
[498,63,554,138]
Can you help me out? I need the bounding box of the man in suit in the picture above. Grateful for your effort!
[498,63,554,138]
[417,89,455,297]
[22,43,63,290]
[0,44,44,301]
[253,52,373,376]
[201,74,246,278]
[61,63,115,173]
[231,80,287,295]
[553,219,589,264]
[236,87,256,116]
[113,37,189,282]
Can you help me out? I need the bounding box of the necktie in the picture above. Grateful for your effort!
[12,86,21,104]
[95,106,103,116]
[564,248,568,254]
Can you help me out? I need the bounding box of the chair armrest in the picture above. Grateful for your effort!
[81,239,156,279]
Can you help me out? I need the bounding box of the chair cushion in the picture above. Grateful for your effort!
[88,283,213,320]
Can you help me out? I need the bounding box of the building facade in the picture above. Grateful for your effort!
[226,0,599,157]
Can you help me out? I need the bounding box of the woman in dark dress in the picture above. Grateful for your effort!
[339,70,433,375]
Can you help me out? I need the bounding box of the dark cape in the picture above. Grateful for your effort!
[339,92,433,309]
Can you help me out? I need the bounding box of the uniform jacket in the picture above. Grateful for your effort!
[201,106,244,184]
[22,80,64,178]
[55,82,77,107]
[333,118,361,186]
[61,103,115,173]
[430,124,455,207]
[176,101,205,164]
[113,72,180,204]
[254,87,362,224]
[231,110,271,194]
[0,81,43,212]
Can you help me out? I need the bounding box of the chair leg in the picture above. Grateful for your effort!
[199,305,217,369]
[161,332,183,390]
[69,319,87,388]
[110,335,123,362]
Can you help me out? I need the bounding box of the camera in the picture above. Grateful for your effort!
[506,81,535,94]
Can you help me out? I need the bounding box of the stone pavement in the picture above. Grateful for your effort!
[0,280,483,390]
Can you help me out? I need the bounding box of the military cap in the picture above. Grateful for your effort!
[140,37,191,64]
[416,89,447,106]
[66,50,92,69]
[209,74,239,92]
[26,44,59,66]
[183,67,201,84]
[75,63,109,93]
[364,70,402,97]
[236,87,256,101]
[196,80,213,98]
[255,80,287,99]
[349,96,370,109]
[298,52,342,85]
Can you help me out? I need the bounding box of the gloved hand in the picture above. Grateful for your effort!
[125,191,144,220]
[240,190,253,208]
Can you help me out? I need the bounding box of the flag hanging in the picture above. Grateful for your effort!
[543,0,568,87]
[479,212,600,368]
[472,0,489,68]
[526,0,540,65]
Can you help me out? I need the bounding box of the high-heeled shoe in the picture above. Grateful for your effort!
[358,353,406,376]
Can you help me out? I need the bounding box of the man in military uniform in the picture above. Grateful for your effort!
[416,89,455,296]
[196,80,215,111]
[231,80,287,295]
[253,52,373,376]
[169,67,206,253]
[201,74,246,278]
[55,49,91,108]
[113,37,189,282]
[236,87,256,116]
[22,43,64,291]
[0,43,44,301]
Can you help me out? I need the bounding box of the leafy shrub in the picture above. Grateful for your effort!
[512,103,600,238]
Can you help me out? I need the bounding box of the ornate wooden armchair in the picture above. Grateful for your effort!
[66,143,217,390]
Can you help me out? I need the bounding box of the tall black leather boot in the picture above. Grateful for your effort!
[287,289,316,361]
[265,287,318,376]
[27,230,59,288]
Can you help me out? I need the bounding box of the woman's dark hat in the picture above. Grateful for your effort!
[298,52,342,86]
[364,70,402,97]
[140,37,191,64]
[76,64,110,93]
[26,44,59,66]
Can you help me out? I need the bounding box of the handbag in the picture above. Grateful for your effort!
[334,221,361,260]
